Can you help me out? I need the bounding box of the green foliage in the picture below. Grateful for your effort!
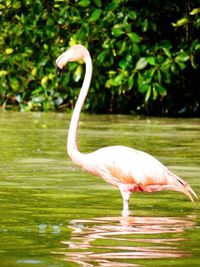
[0,0,200,115]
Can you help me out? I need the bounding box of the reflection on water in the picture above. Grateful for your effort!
[1,112,199,267]
[54,215,195,266]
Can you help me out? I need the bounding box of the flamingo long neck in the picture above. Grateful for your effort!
[67,52,92,166]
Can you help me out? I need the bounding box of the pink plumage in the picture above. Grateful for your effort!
[56,45,198,216]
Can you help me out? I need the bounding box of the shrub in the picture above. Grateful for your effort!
[0,0,200,115]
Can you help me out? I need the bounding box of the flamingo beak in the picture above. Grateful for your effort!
[57,66,62,77]
[56,49,74,77]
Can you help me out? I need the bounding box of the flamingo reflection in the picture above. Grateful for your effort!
[54,215,195,267]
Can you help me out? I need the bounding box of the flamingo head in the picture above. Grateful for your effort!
[56,45,88,76]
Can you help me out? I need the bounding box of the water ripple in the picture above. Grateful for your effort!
[54,215,195,266]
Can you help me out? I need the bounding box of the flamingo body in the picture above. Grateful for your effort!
[83,145,168,187]
[56,45,197,216]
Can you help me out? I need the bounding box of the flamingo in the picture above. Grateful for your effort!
[56,44,198,216]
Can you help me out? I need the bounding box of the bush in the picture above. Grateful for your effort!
[0,0,200,116]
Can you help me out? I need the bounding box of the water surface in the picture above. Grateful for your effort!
[0,112,200,266]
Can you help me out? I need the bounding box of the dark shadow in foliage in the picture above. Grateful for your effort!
[0,0,199,116]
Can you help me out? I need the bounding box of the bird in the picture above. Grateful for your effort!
[56,44,198,216]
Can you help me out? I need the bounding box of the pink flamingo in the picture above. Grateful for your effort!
[56,45,198,216]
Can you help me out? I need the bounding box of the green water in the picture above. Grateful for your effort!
[0,111,200,267]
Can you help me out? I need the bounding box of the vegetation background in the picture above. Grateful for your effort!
[0,0,200,116]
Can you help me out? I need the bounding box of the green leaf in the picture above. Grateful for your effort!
[98,51,108,63]
[160,40,172,50]
[105,78,113,88]
[0,70,8,77]
[0,4,5,9]
[13,1,21,9]
[170,62,178,74]
[163,48,171,58]
[31,67,37,77]
[135,57,148,70]
[41,76,48,87]
[112,28,124,37]
[172,17,190,27]
[155,83,167,96]
[9,77,20,91]
[5,48,13,54]
[145,86,152,102]
[142,18,148,32]
[137,73,149,93]
[128,75,134,90]
[175,51,189,62]
[147,57,156,66]
[119,40,127,55]
[152,86,158,100]
[191,55,198,69]
[128,11,137,20]
[119,59,127,69]
[176,61,186,71]
[156,70,162,83]
[139,83,149,93]
[78,0,91,7]
[150,21,157,32]
[158,40,172,58]
[74,65,82,82]
[160,59,171,71]
[106,0,121,11]
[113,73,124,86]
[127,32,140,43]
[190,8,200,15]
[137,72,143,87]
[194,43,200,50]
[89,9,101,21]
[93,0,102,7]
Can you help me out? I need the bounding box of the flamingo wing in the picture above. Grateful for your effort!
[85,146,166,186]
[85,145,197,201]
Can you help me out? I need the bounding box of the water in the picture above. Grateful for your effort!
[0,111,199,267]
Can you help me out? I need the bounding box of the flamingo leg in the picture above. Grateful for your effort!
[119,187,131,217]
